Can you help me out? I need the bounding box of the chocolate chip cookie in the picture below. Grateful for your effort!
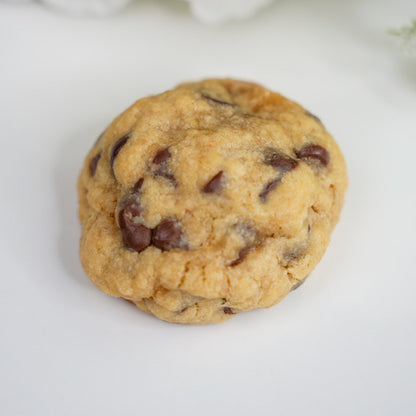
[78,79,347,324]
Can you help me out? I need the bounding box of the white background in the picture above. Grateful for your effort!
[1,1,415,415]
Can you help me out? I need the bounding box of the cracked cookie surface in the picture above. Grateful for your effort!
[78,79,347,324]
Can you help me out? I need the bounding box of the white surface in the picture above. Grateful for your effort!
[187,0,273,23]
[1,1,415,415]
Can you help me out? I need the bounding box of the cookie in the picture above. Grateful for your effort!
[78,79,347,324]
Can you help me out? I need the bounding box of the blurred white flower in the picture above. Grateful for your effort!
[39,0,131,16]
[1,0,274,22]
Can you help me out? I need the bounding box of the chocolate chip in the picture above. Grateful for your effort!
[265,150,298,173]
[223,307,235,315]
[296,144,330,167]
[152,148,177,186]
[305,111,322,123]
[119,179,144,219]
[284,246,305,263]
[179,306,188,313]
[159,172,177,186]
[233,223,260,243]
[229,223,261,266]
[201,93,234,106]
[110,134,130,175]
[260,150,298,201]
[121,199,143,218]
[152,219,187,251]
[132,177,144,193]
[259,178,281,202]
[202,170,225,193]
[118,209,152,253]
[230,246,251,267]
[89,152,101,176]
[153,148,170,165]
